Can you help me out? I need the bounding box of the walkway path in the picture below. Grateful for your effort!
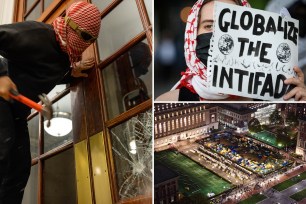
[224,165,306,204]
[258,180,306,204]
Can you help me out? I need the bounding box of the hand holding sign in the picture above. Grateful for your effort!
[284,66,306,101]
[208,2,300,101]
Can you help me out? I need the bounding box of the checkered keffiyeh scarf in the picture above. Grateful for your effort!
[173,0,250,100]
[52,2,101,67]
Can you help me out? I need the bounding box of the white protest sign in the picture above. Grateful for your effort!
[207,2,299,101]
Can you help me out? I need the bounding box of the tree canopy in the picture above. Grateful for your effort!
[269,109,283,125]
[248,118,262,133]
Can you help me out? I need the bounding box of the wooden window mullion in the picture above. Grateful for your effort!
[135,0,152,51]
[24,0,40,19]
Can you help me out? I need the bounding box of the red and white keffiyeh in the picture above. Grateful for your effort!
[52,2,101,67]
[173,0,250,100]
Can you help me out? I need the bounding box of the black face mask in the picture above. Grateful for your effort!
[196,32,213,65]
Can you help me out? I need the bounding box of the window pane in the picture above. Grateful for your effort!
[26,0,38,12]
[28,115,39,158]
[110,111,152,200]
[91,0,112,11]
[144,0,152,23]
[97,0,143,61]
[44,93,72,153]
[102,40,152,119]
[44,0,53,11]
[22,165,38,204]
[43,148,76,204]
[25,2,41,21]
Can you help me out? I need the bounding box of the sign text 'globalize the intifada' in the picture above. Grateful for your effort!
[207,2,299,100]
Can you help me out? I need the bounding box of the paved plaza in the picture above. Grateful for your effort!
[258,180,306,204]
[225,165,306,204]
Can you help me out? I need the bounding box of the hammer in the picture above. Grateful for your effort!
[9,89,53,127]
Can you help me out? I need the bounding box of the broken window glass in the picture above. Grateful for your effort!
[110,110,152,200]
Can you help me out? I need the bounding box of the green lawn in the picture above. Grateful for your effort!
[155,150,233,198]
[239,193,267,204]
[252,131,280,148]
[273,171,306,191]
[290,188,306,201]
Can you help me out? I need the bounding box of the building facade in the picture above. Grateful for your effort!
[154,103,257,149]
[154,103,218,149]
[296,119,306,161]
[285,104,306,119]
[217,104,255,131]
[154,164,179,204]
[254,104,277,125]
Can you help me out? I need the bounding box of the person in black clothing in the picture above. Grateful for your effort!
[0,2,101,203]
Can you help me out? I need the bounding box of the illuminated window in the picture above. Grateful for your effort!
[176,119,179,129]
[158,123,163,133]
[155,124,158,135]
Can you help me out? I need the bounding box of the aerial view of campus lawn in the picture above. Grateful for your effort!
[290,188,306,201]
[154,104,303,203]
[273,171,306,191]
[155,150,234,199]
[238,193,267,204]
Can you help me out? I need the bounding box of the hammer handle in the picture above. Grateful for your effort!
[9,89,43,112]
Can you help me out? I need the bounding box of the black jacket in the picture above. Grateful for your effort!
[0,21,71,117]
